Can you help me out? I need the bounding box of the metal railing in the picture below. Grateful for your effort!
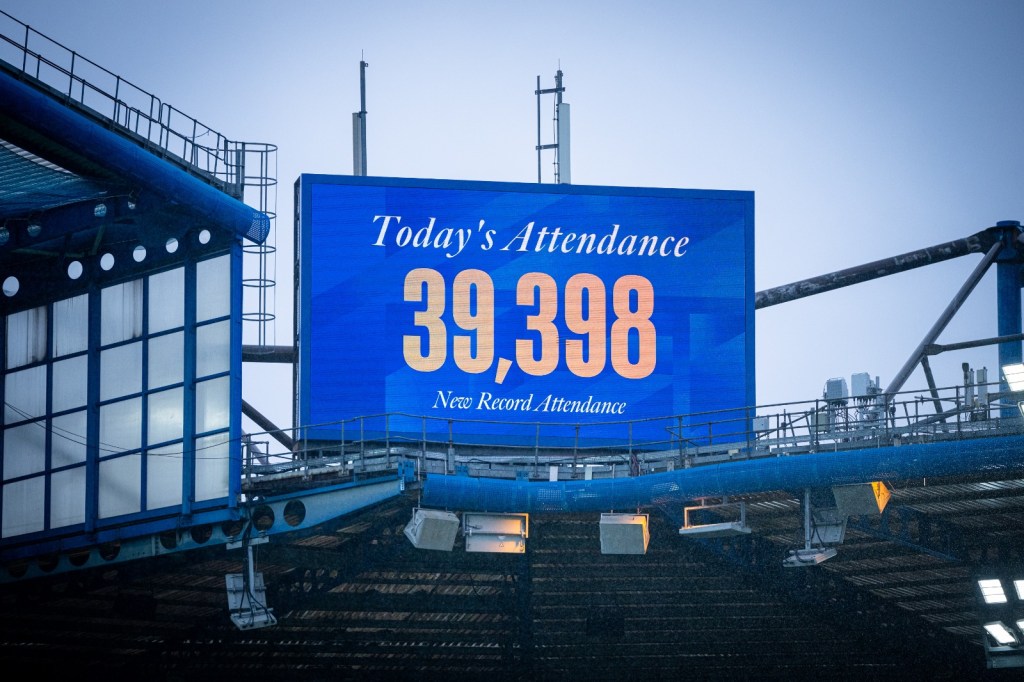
[1,9,253,195]
[0,9,278,346]
[240,380,1024,488]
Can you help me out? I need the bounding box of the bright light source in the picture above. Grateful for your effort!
[1015,580,1024,600]
[979,578,1008,604]
[984,621,1018,646]
[1003,363,1024,392]
[679,501,752,538]
[463,512,528,554]
[832,482,890,516]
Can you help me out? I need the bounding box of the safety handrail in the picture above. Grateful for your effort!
[242,379,1023,482]
[0,9,253,196]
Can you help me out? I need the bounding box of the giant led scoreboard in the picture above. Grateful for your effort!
[296,176,754,446]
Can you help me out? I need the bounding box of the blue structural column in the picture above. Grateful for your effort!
[995,221,1023,417]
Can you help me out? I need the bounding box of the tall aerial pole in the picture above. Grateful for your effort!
[352,57,368,176]
[536,75,542,183]
[535,68,570,184]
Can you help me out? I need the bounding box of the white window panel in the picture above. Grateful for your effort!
[51,410,87,468]
[101,279,143,345]
[148,267,184,333]
[195,433,229,502]
[1,476,45,537]
[196,320,231,378]
[148,331,183,389]
[50,466,86,528]
[100,341,141,401]
[147,443,183,510]
[196,255,230,322]
[53,294,88,357]
[99,398,141,453]
[195,376,230,434]
[52,355,88,413]
[4,365,46,424]
[148,387,183,446]
[3,421,45,479]
[98,454,141,518]
[5,305,46,369]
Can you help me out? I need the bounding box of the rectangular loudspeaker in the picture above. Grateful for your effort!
[404,508,460,551]
[600,513,650,554]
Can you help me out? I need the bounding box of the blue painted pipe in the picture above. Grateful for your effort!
[421,433,1024,512]
[0,69,269,243]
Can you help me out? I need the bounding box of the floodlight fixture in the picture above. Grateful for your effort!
[979,578,1009,604]
[463,512,528,554]
[404,508,460,551]
[984,621,1019,646]
[1002,363,1024,392]
[678,501,751,539]
[831,482,890,516]
[600,513,650,554]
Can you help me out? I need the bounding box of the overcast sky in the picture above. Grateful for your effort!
[3,0,1023,433]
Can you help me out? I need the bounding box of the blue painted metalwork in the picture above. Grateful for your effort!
[85,283,101,534]
[0,141,121,215]
[421,432,1024,512]
[0,69,269,244]
[182,259,198,518]
[0,14,277,575]
[229,245,244,508]
[0,475,403,583]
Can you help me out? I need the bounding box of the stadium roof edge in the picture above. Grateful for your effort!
[0,68,269,244]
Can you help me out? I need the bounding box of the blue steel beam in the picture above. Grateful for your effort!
[0,68,269,244]
[0,476,404,583]
[421,432,1024,513]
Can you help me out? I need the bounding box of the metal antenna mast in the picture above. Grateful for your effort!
[535,68,570,184]
[353,56,368,176]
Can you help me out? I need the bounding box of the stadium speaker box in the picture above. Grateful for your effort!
[404,508,460,551]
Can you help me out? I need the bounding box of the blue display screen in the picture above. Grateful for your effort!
[297,175,754,446]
